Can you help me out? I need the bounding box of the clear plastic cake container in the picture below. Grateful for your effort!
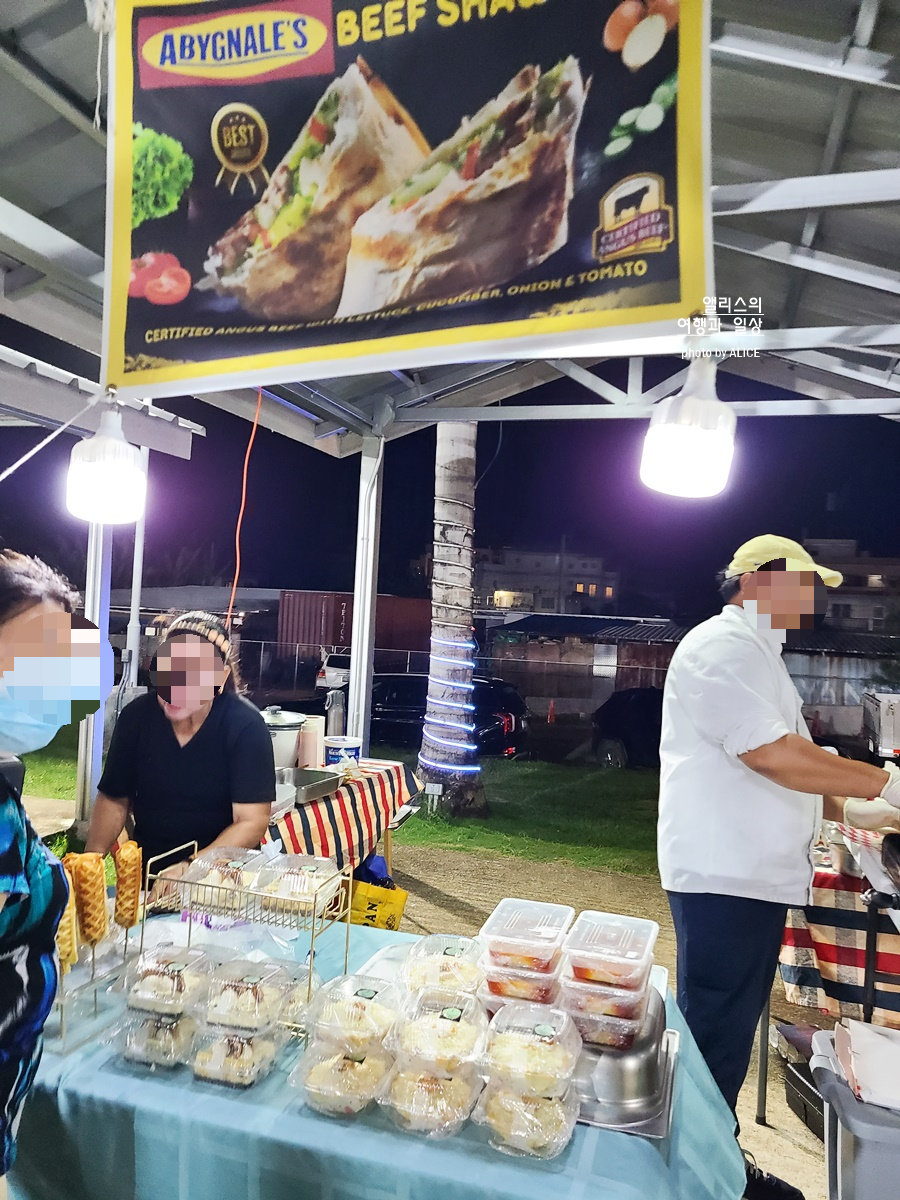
[120,1013,198,1069]
[290,1039,393,1116]
[402,934,484,994]
[480,898,575,973]
[562,911,658,990]
[192,1025,285,1088]
[379,1064,483,1138]
[482,1002,581,1098]
[248,855,341,912]
[205,959,291,1031]
[385,988,489,1075]
[126,946,212,1016]
[473,1083,581,1159]
[312,974,402,1052]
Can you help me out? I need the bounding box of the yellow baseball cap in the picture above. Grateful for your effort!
[727,535,843,588]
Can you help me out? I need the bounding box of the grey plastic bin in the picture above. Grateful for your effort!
[811,1030,900,1200]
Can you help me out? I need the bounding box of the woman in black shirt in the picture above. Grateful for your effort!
[86,611,274,872]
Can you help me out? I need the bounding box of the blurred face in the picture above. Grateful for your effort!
[154,634,225,722]
[0,604,110,729]
[742,569,826,631]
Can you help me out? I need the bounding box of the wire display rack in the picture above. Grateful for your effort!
[140,844,353,1006]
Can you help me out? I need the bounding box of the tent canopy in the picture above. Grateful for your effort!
[0,0,898,452]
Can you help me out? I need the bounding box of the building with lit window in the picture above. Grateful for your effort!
[803,540,900,632]
[473,546,619,615]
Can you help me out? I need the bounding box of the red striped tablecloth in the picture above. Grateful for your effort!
[779,867,900,1027]
[263,759,421,870]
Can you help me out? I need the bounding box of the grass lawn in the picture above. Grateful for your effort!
[392,756,660,877]
[21,721,80,802]
[22,732,661,879]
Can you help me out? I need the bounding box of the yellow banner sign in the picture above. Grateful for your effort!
[104,0,710,399]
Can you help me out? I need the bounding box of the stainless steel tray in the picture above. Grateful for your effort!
[576,1029,679,1139]
[276,768,341,806]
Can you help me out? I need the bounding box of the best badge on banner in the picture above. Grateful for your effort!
[104,0,709,398]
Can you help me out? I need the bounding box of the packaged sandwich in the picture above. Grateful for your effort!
[402,934,483,994]
[312,975,401,1053]
[380,1065,482,1137]
[474,1084,580,1159]
[483,1002,581,1098]
[292,1039,393,1117]
[337,58,587,316]
[204,57,428,320]
[386,989,489,1075]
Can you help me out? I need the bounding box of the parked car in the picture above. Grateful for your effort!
[370,673,530,757]
[591,685,850,769]
[316,652,352,690]
[591,688,663,768]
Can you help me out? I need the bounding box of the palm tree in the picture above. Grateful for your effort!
[417,422,488,815]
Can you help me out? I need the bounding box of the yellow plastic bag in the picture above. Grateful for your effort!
[350,879,408,931]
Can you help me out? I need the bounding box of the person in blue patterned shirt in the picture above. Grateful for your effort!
[0,551,82,1193]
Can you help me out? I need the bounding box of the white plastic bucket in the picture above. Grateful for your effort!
[324,736,363,767]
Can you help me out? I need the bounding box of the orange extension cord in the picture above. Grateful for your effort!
[224,385,263,633]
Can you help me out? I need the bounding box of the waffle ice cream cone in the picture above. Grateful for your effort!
[73,853,109,947]
[57,866,79,973]
[115,841,143,930]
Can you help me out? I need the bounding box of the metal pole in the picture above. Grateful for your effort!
[347,436,384,754]
[125,447,149,688]
[75,521,113,823]
[755,997,770,1125]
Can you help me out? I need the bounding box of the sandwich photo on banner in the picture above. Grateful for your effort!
[203,57,429,321]
[336,57,588,317]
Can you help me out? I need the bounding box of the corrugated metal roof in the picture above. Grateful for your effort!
[498,612,900,657]
[497,615,689,644]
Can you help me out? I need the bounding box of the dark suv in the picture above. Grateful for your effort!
[371,673,530,757]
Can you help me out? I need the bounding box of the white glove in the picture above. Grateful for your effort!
[844,796,900,833]
[879,761,900,810]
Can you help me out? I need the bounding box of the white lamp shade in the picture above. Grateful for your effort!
[639,359,736,498]
[66,408,147,524]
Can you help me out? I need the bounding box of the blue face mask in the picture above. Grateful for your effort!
[0,645,111,757]
[0,683,69,755]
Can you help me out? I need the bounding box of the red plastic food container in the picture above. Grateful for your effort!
[562,911,658,991]
[480,898,575,973]
[567,1007,644,1051]
[480,957,562,1005]
[560,970,650,1022]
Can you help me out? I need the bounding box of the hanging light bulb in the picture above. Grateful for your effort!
[66,407,147,524]
[640,357,736,498]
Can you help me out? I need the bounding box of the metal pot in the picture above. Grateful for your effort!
[261,706,306,770]
[572,987,666,1121]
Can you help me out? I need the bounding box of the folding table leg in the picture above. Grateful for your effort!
[755,997,770,1126]
[383,827,393,876]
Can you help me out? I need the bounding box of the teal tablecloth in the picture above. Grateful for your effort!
[10,924,745,1200]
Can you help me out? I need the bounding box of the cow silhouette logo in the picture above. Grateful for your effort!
[593,174,674,264]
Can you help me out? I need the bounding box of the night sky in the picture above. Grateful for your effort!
[3,313,900,621]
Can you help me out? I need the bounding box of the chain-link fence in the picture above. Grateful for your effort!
[234,637,893,751]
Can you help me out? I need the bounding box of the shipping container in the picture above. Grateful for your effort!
[278,591,431,653]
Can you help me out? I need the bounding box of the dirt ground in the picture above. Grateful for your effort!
[394,843,829,1200]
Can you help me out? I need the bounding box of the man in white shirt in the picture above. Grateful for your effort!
[658,534,900,1200]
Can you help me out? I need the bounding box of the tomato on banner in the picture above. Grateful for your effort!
[103,0,711,399]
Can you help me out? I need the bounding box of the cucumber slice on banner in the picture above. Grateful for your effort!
[617,107,643,129]
[604,136,633,159]
[652,84,675,109]
[635,103,665,133]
